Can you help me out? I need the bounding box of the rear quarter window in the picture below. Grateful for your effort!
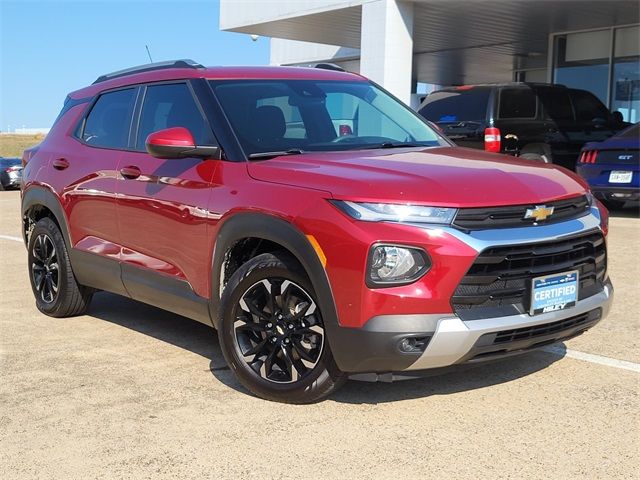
[81,88,137,149]
[537,89,574,122]
[419,89,490,123]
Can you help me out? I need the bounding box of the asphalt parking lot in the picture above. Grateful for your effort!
[1,189,638,479]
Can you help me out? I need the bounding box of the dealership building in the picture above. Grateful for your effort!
[220,0,639,121]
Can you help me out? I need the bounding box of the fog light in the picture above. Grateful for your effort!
[367,244,430,287]
[398,336,431,353]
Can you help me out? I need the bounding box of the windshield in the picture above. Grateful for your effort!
[210,80,444,156]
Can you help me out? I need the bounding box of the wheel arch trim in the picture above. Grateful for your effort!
[210,213,340,336]
[21,186,71,249]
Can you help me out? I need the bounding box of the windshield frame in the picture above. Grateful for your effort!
[207,78,452,161]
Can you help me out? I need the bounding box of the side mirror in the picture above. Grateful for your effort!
[145,127,221,160]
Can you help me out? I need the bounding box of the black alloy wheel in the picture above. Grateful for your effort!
[218,252,346,403]
[234,278,324,383]
[31,233,59,304]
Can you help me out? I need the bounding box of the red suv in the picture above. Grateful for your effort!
[21,60,613,403]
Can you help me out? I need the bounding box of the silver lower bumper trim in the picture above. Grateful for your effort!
[405,282,613,370]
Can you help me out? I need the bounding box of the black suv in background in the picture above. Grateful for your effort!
[418,83,626,170]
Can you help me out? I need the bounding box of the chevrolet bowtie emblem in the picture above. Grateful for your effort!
[524,205,555,222]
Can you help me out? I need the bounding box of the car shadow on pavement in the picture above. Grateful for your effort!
[88,291,228,367]
[331,351,563,404]
[88,292,567,404]
[608,203,639,219]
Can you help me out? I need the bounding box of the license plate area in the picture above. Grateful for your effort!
[530,270,579,315]
[609,171,633,183]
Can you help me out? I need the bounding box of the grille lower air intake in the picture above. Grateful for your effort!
[453,195,590,230]
[464,308,602,363]
[452,231,606,320]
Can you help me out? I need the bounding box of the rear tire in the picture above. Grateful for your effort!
[218,252,346,403]
[27,217,93,317]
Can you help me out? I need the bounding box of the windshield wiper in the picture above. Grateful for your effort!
[248,149,305,160]
[378,142,423,149]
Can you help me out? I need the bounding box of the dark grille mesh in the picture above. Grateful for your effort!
[453,231,606,319]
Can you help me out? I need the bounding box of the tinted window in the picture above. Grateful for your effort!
[570,90,610,122]
[617,123,640,138]
[82,89,136,148]
[419,89,490,123]
[538,89,574,121]
[499,88,536,119]
[136,83,213,150]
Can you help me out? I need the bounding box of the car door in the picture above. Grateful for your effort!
[116,81,219,322]
[55,87,138,295]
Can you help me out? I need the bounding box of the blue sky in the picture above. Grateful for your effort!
[0,0,270,129]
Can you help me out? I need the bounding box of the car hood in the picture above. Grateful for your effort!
[248,147,588,207]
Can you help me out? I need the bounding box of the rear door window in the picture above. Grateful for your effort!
[82,88,137,149]
[419,89,490,123]
[498,88,537,119]
[537,89,574,122]
[136,83,214,150]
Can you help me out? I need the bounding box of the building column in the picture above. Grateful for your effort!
[360,0,414,105]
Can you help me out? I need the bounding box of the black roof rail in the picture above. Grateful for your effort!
[92,59,204,84]
[297,63,345,72]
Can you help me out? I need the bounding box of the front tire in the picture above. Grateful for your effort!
[218,252,346,403]
[27,217,93,317]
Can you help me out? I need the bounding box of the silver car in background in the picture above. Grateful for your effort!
[0,157,23,190]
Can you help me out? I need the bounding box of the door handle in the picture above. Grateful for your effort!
[52,158,69,170]
[120,166,141,180]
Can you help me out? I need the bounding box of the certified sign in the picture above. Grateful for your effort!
[530,270,579,315]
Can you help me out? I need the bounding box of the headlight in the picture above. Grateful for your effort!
[331,200,456,224]
[367,244,431,287]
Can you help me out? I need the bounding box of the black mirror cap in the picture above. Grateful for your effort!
[146,143,222,160]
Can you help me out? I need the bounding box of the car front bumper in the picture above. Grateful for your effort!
[332,280,612,374]
[325,205,612,374]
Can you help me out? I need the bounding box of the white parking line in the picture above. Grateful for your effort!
[542,345,640,373]
[1,231,638,373]
[0,234,22,243]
